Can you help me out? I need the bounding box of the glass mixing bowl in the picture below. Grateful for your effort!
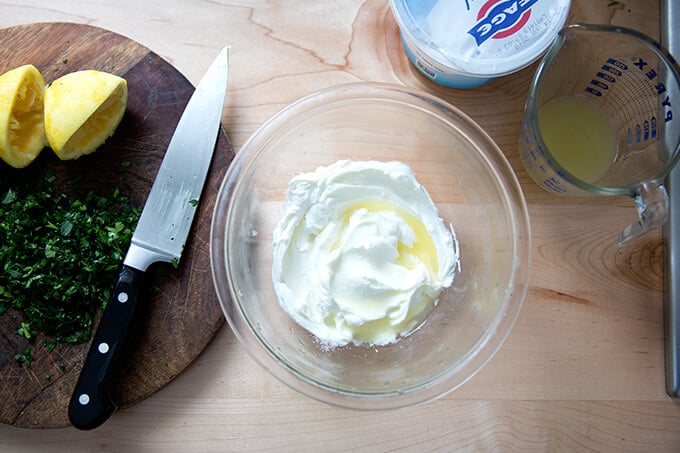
[210,83,531,409]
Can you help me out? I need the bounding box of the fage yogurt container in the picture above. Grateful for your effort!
[390,0,572,88]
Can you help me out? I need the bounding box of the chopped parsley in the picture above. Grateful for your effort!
[14,346,33,367]
[0,172,140,366]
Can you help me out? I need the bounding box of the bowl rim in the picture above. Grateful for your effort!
[209,81,532,410]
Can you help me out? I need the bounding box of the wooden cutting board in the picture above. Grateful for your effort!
[0,22,234,428]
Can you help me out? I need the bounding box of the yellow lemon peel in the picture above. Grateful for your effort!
[0,64,47,168]
[44,70,128,160]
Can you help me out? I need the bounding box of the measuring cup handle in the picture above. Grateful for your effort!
[618,181,669,246]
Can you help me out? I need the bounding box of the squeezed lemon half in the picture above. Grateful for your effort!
[0,64,47,168]
[44,70,128,160]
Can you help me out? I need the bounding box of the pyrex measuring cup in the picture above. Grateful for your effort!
[520,24,680,246]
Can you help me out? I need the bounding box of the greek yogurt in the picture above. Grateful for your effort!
[272,160,460,348]
[390,0,571,88]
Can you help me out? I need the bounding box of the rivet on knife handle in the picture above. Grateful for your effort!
[67,46,230,430]
[68,265,145,430]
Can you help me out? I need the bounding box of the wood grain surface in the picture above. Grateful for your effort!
[0,23,234,428]
[1,0,680,452]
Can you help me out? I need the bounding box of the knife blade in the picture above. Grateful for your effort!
[68,46,230,430]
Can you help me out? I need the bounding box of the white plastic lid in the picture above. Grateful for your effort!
[390,0,572,77]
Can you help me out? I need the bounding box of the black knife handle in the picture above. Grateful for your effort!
[68,264,146,430]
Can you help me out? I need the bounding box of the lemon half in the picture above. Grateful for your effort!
[0,64,47,168]
[44,70,127,160]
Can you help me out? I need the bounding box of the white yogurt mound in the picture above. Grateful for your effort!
[272,160,460,348]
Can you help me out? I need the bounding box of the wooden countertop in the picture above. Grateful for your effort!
[2,0,679,451]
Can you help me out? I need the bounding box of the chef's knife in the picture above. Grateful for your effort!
[68,46,230,430]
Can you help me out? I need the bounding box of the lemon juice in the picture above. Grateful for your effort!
[538,96,618,183]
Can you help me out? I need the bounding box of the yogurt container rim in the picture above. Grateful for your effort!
[390,0,572,77]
